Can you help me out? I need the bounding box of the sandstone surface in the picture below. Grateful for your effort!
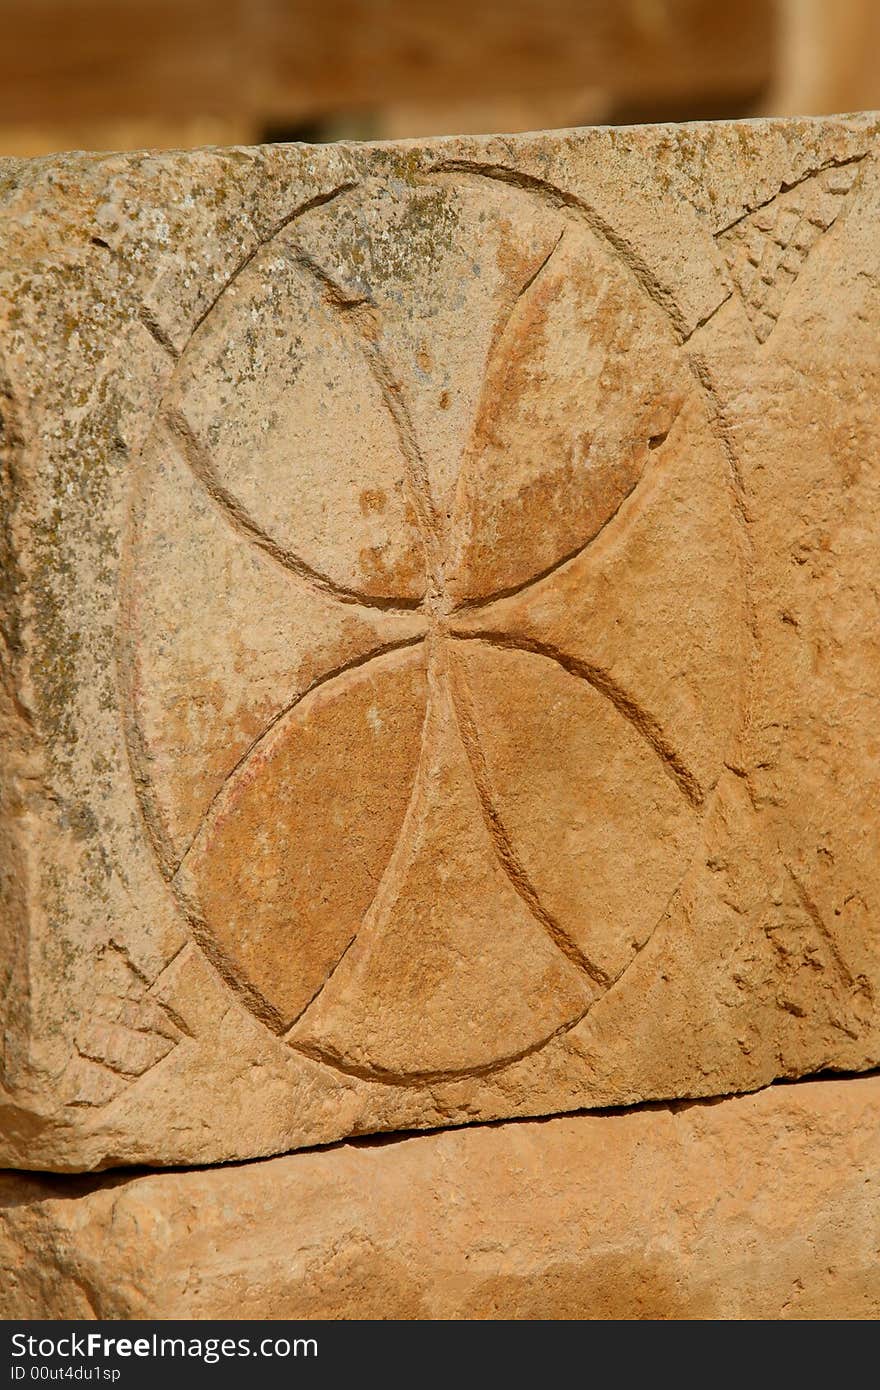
[2,1075,878,1319]
[1,116,879,1168]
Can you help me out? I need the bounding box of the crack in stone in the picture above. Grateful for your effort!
[714,152,866,237]
[714,155,866,345]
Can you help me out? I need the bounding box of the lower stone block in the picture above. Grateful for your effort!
[2,1074,878,1320]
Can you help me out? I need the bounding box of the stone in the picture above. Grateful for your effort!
[2,1075,878,1319]
[1,115,879,1171]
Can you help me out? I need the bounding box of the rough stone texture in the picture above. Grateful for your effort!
[1,115,879,1170]
[2,1075,878,1319]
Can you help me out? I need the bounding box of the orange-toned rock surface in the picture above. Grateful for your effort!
[2,1075,878,1319]
[1,116,879,1169]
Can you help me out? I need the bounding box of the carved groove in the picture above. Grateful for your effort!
[289,998,598,1086]
[446,647,610,989]
[164,405,427,614]
[449,631,704,809]
[174,635,428,874]
[281,651,435,1034]
[184,182,358,350]
[787,866,856,991]
[291,244,444,586]
[431,160,688,339]
[451,399,684,614]
[125,167,744,1082]
[138,305,180,359]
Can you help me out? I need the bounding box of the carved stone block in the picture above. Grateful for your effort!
[1,116,879,1169]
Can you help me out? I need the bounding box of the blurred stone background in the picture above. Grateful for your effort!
[0,0,877,157]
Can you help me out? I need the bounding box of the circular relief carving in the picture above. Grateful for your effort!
[124,171,747,1081]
